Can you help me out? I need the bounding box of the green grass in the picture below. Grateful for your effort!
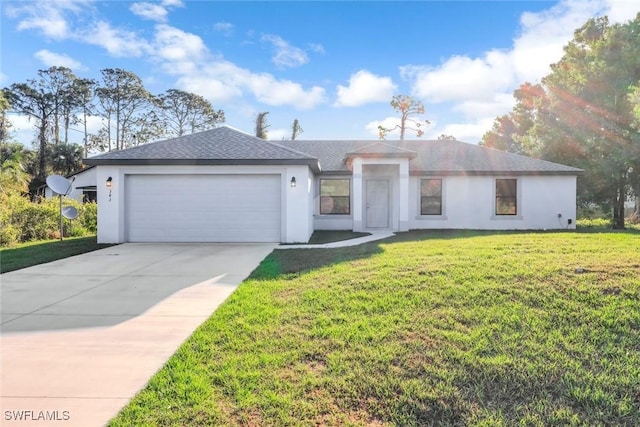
[0,236,113,273]
[577,218,640,230]
[110,230,640,426]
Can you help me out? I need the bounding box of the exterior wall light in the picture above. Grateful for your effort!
[290,176,296,188]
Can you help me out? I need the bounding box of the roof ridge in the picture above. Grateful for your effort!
[265,139,318,159]
[348,141,418,154]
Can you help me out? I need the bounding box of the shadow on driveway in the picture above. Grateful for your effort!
[1,243,276,333]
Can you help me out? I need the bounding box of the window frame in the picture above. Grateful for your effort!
[495,178,518,216]
[319,178,351,215]
[420,178,443,216]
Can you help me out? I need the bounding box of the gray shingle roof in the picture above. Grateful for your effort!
[278,139,583,175]
[345,142,418,158]
[84,126,320,171]
[84,127,582,175]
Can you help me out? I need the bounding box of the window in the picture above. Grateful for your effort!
[320,179,350,214]
[83,190,97,203]
[420,179,442,215]
[496,179,517,215]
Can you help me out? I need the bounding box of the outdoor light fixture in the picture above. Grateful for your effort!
[106,176,113,201]
[290,176,296,188]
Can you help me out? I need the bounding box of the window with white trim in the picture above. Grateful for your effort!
[496,179,517,215]
[320,179,350,215]
[420,179,442,215]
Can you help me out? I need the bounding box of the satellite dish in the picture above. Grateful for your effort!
[62,206,78,220]
[46,174,72,195]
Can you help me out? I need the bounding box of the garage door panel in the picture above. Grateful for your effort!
[126,174,281,242]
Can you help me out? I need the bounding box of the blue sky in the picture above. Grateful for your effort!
[2,0,639,149]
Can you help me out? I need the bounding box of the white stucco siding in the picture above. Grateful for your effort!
[96,165,313,244]
[69,167,97,202]
[283,165,315,243]
[519,176,577,229]
[409,175,577,230]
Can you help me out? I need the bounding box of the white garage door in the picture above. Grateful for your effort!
[125,174,281,242]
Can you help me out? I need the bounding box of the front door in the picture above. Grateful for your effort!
[366,179,389,228]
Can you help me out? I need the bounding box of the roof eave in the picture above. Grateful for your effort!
[83,158,321,173]
[315,169,584,176]
[408,170,584,176]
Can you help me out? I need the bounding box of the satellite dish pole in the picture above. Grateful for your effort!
[46,175,76,241]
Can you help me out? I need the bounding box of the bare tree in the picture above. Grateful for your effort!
[95,68,160,151]
[290,118,303,140]
[4,80,55,182]
[255,112,270,139]
[378,95,430,141]
[75,78,96,156]
[159,89,225,137]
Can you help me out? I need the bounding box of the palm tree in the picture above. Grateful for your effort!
[49,143,84,176]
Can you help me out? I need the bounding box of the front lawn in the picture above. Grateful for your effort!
[110,230,640,426]
[0,236,113,273]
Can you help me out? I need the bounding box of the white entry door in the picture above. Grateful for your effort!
[366,179,389,228]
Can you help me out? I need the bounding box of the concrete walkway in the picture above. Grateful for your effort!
[277,230,395,249]
[0,243,276,427]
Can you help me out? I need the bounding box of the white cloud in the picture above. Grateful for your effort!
[130,2,169,22]
[401,0,640,144]
[605,0,640,22]
[176,74,243,102]
[148,26,325,109]
[154,24,207,62]
[34,49,85,70]
[161,0,184,7]
[0,72,7,86]
[78,21,150,57]
[308,43,325,54]
[402,49,515,103]
[335,70,397,107]
[452,93,515,120]
[6,0,89,40]
[365,116,397,138]
[247,73,326,109]
[175,59,326,109]
[261,34,308,68]
[214,22,234,36]
[268,128,290,141]
[6,113,38,145]
[130,0,183,22]
[425,120,494,144]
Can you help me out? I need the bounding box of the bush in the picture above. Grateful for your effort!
[1,192,96,246]
[576,217,612,228]
[80,202,97,233]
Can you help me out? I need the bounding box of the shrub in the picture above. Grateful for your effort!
[576,217,612,228]
[80,202,97,233]
[1,192,95,246]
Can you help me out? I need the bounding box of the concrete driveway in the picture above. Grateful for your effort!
[0,243,276,426]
